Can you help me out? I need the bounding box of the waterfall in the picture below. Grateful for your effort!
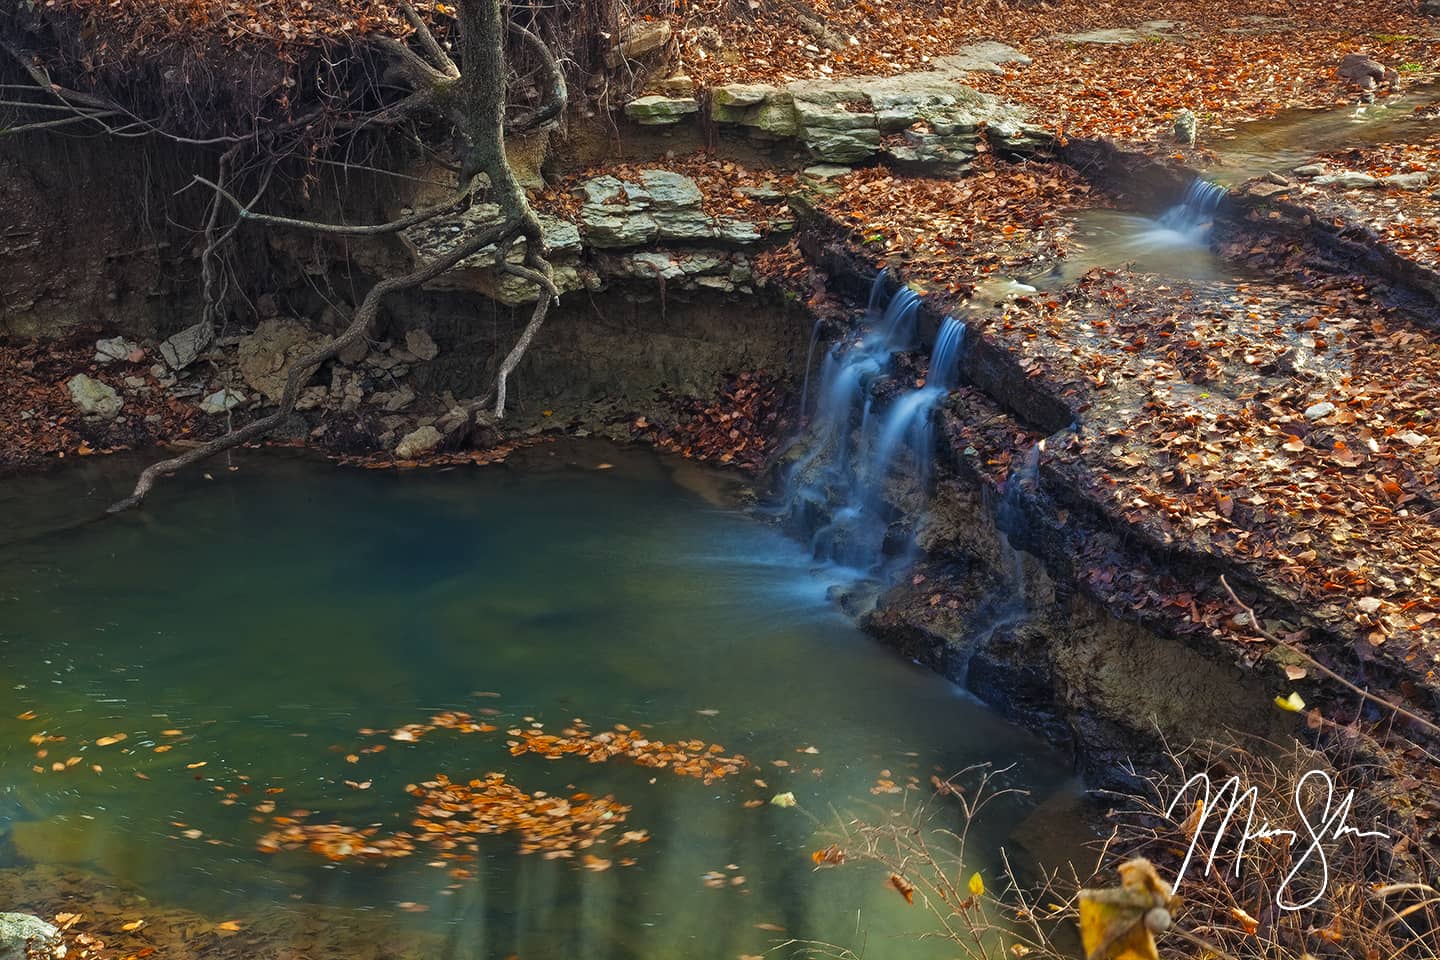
[785,275,968,574]
[1155,178,1227,235]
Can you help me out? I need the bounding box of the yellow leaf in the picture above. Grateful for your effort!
[215,920,243,933]
[121,920,145,932]
[1274,692,1306,713]
[1077,859,1175,960]
[968,872,985,896]
[769,791,796,808]
[1230,906,1259,935]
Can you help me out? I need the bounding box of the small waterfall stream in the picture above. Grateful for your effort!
[786,274,969,575]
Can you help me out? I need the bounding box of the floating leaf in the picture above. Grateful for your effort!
[769,791,796,808]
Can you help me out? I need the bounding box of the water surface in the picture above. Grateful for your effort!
[0,444,1077,959]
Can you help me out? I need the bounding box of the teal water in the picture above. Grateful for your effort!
[0,444,1078,959]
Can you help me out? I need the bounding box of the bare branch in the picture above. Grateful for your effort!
[1218,575,1440,737]
[193,174,473,236]
[109,217,522,513]
[400,0,460,78]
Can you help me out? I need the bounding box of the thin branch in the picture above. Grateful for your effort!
[193,174,473,236]
[0,113,119,136]
[1218,575,1440,737]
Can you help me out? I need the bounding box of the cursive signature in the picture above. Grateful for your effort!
[1163,770,1390,911]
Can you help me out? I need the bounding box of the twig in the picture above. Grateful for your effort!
[1218,575,1440,737]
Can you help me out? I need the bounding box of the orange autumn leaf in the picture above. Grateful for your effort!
[888,873,915,904]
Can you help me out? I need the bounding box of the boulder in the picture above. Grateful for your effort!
[623,96,699,125]
[237,318,325,402]
[395,425,442,459]
[199,388,246,415]
[404,328,440,361]
[1338,53,1397,89]
[1292,163,1327,177]
[66,374,122,419]
[0,913,63,960]
[94,336,140,364]
[159,321,213,371]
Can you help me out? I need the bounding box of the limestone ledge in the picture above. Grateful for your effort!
[623,43,1054,169]
[401,169,781,305]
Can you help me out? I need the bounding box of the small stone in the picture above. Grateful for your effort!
[66,374,123,419]
[801,164,855,180]
[123,376,147,390]
[294,386,329,411]
[1304,401,1336,420]
[403,328,434,362]
[395,425,442,459]
[1292,163,1327,178]
[199,388,245,415]
[94,336,139,364]
[605,20,672,68]
[1172,108,1197,146]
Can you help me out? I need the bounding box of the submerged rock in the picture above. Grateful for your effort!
[395,425,442,459]
[66,374,122,419]
[0,913,63,960]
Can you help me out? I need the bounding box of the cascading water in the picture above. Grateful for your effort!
[785,273,969,575]
[1154,178,1228,236]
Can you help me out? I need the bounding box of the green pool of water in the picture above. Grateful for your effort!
[0,443,1078,959]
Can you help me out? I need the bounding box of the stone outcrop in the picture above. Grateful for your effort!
[630,43,1047,173]
[403,171,773,304]
[623,95,699,125]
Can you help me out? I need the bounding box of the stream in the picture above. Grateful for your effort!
[0,443,1081,960]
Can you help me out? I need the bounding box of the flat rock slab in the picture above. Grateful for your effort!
[1057,20,1178,44]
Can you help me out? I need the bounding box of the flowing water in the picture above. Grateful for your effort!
[788,277,970,574]
[0,444,1077,960]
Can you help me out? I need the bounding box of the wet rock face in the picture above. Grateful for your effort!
[0,913,63,960]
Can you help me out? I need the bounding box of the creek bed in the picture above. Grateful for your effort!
[0,442,1079,960]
